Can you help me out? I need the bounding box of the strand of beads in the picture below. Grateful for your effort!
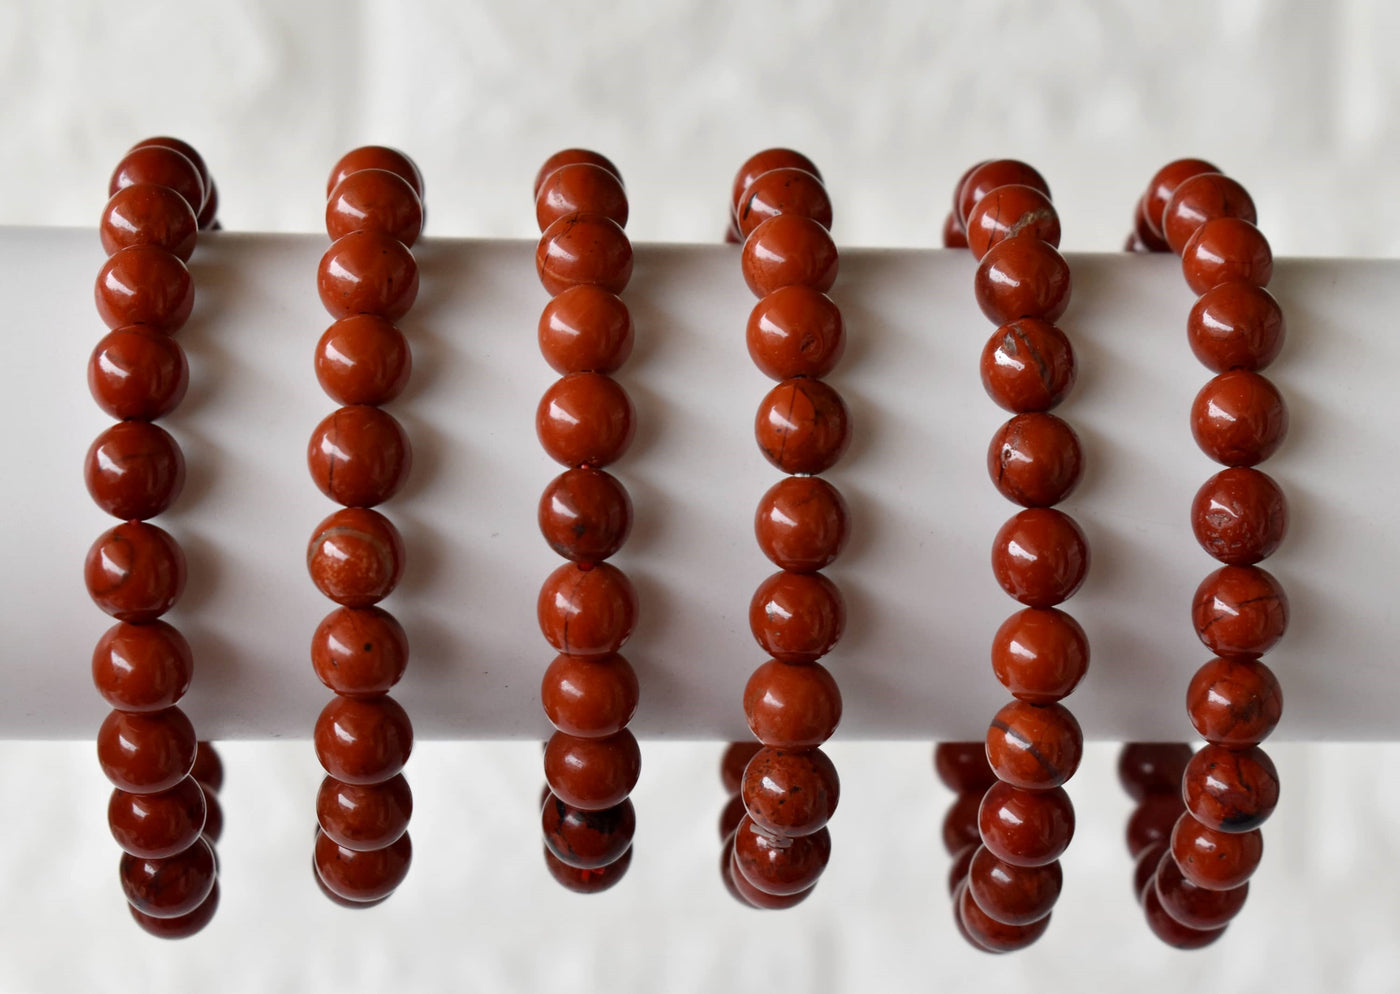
[1116,745,1200,933]
[307,146,424,906]
[89,136,221,936]
[532,149,641,894]
[934,744,1003,944]
[1127,161,1284,948]
[718,743,763,904]
[945,160,1088,951]
[725,149,848,909]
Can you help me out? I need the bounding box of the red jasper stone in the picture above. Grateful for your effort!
[950,160,989,217]
[1162,172,1256,256]
[987,413,1082,508]
[736,167,832,238]
[129,881,218,938]
[728,847,815,909]
[754,476,849,573]
[980,319,1076,413]
[88,326,189,421]
[120,836,216,919]
[1117,743,1192,801]
[1192,564,1288,657]
[108,777,206,858]
[538,286,634,374]
[1171,813,1264,891]
[95,245,194,334]
[990,508,1089,608]
[974,237,1071,325]
[97,707,197,794]
[540,653,639,737]
[749,570,845,663]
[189,741,223,792]
[327,146,423,198]
[85,521,186,622]
[314,695,413,785]
[542,793,635,869]
[1183,744,1280,833]
[720,794,747,840]
[733,815,831,895]
[536,149,623,199]
[537,561,637,657]
[536,373,635,468]
[746,285,845,381]
[1192,467,1287,565]
[1133,196,1170,252]
[545,845,632,894]
[978,782,1074,868]
[1188,656,1283,747]
[199,784,222,842]
[742,659,842,748]
[536,163,629,231]
[986,701,1083,790]
[197,181,218,230]
[957,880,1051,953]
[990,608,1088,705]
[721,741,764,794]
[1191,370,1287,467]
[306,508,405,607]
[85,420,185,520]
[538,468,632,565]
[943,792,984,856]
[1188,283,1285,373]
[128,137,209,192]
[536,213,633,296]
[967,847,1061,926]
[100,183,199,261]
[741,214,838,297]
[1134,842,1169,903]
[311,606,408,697]
[1128,791,1186,858]
[317,773,412,851]
[1142,877,1226,949]
[1183,217,1273,295]
[731,149,822,212]
[949,844,978,895]
[965,185,1060,261]
[544,730,641,810]
[741,746,839,837]
[317,229,419,322]
[314,829,412,903]
[91,620,193,713]
[109,145,204,215]
[942,211,969,249]
[1154,851,1248,929]
[754,378,851,475]
[934,742,997,794]
[956,160,1051,228]
[307,405,412,508]
[326,168,423,246]
[314,314,412,407]
[1143,159,1220,238]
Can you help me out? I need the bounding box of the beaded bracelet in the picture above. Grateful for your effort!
[88,136,221,935]
[725,149,847,909]
[934,743,1000,944]
[944,161,1087,951]
[1127,161,1285,948]
[531,149,641,893]
[307,146,424,905]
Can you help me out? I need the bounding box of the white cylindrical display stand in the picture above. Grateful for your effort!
[1,228,1387,740]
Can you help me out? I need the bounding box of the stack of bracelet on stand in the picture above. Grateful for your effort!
[727,149,848,909]
[88,137,221,937]
[532,150,641,894]
[934,744,997,942]
[945,160,1088,951]
[718,742,762,903]
[307,147,424,906]
[1117,744,1192,908]
[1127,161,1285,948]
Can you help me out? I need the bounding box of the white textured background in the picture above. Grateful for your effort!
[2,1,1399,991]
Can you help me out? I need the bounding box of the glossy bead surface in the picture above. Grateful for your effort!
[1128,792,1186,857]
[1191,371,1287,467]
[720,794,746,840]
[736,167,832,238]
[108,777,206,858]
[1183,745,1280,832]
[1133,196,1170,252]
[986,701,1083,790]
[91,620,192,712]
[95,245,194,333]
[974,237,1071,325]
[535,162,628,230]
[544,730,641,810]
[728,848,814,910]
[740,214,838,297]
[754,476,849,572]
[314,695,413,785]
[540,653,639,738]
[746,285,845,381]
[721,741,764,794]
[754,378,851,475]
[731,149,822,211]
[1143,159,1220,238]
[956,160,1051,227]
[934,742,997,794]
[942,211,968,249]
[536,213,632,296]
[327,146,423,197]
[957,881,1050,953]
[1192,467,1287,565]
[109,145,204,214]
[980,319,1075,413]
[978,782,1074,868]
[965,185,1060,261]
[128,137,209,190]
[120,836,216,919]
[943,793,984,856]
[311,606,408,697]
[987,413,1082,508]
[542,794,634,869]
[538,286,633,374]
[317,230,419,322]
[742,659,842,748]
[1117,743,1193,801]
[84,420,185,520]
[100,183,199,261]
[537,562,637,657]
[316,773,412,851]
[85,521,185,622]
[1188,283,1285,373]
[326,168,423,246]
[733,816,831,895]
[97,707,197,794]
[967,847,1061,926]
[538,468,632,564]
[314,829,412,903]
[199,784,222,842]
[990,508,1089,608]
[1192,565,1288,657]
[545,845,631,895]
[749,570,845,663]
[307,508,405,607]
[307,406,412,508]
[1142,879,1226,949]
[535,149,622,198]
[1171,814,1264,891]
[536,373,635,468]
[1134,842,1169,903]
[196,181,218,230]
[1188,656,1283,747]
[990,608,1088,705]
[741,746,839,837]
[314,314,412,406]
[1163,172,1256,256]
[948,844,977,895]
[88,326,189,421]
[189,741,223,792]
[1154,851,1248,930]
[129,881,218,938]
[1183,217,1273,295]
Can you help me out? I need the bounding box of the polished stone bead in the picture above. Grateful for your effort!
[540,653,639,737]
[749,570,845,663]
[97,706,197,794]
[538,286,634,374]
[1127,791,1186,857]
[990,508,1089,608]
[92,620,192,713]
[980,319,1076,413]
[109,146,204,215]
[719,793,747,840]
[198,783,222,843]
[101,183,199,261]
[943,792,985,856]
[1183,218,1273,295]
[544,730,641,811]
[733,815,830,895]
[990,608,1088,705]
[978,782,1074,868]
[314,315,412,406]
[720,741,764,795]
[95,245,194,333]
[326,168,424,246]
[741,746,839,837]
[108,776,206,858]
[538,468,632,567]
[317,229,419,322]
[1117,743,1193,801]
[85,521,186,622]
[754,378,851,474]
[742,659,842,748]
[536,162,629,231]
[189,740,223,792]
[740,214,838,297]
[88,326,189,421]
[313,695,413,785]
[542,793,634,869]
[1134,841,1169,904]
[1155,851,1248,929]
[956,160,1051,228]
[129,880,218,938]
[128,137,210,195]
[986,701,1083,790]
[311,606,408,697]
[1162,172,1256,256]
[1188,656,1283,746]
[545,844,632,894]
[754,476,849,573]
[535,149,623,199]
[1182,744,1280,832]
[1142,159,1220,239]
[314,829,412,903]
[317,773,412,851]
[1188,283,1285,373]
[1192,565,1288,657]
[731,149,822,211]
[306,508,405,607]
[1132,196,1170,252]
[120,836,216,919]
[948,843,977,895]
[967,846,1061,926]
[1192,467,1287,565]
[85,421,185,520]
[196,181,219,230]
[1191,370,1287,467]
[537,561,637,657]
[736,167,832,239]
[943,211,969,248]
[1142,876,1226,949]
[727,847,815,909]
[965,185,1060,261]
[957,880,1051,953]
[974,237,1071,325]
[987,413,1082,508]
[934,742,997,794]
[327,146,423,198]
[1171,813,1264,891]
[536,213,633,296]
[307,405,412,508]
[536,373,635,468]
[746,285,845,381]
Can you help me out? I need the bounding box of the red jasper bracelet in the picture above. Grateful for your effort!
[1127,161,1285,948]
[88,136,222,936]
[943,160,1087,951]
[308,146,424,906]
[532,149,641,894]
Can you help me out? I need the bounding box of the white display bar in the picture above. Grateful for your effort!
[1,227,1388,741]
